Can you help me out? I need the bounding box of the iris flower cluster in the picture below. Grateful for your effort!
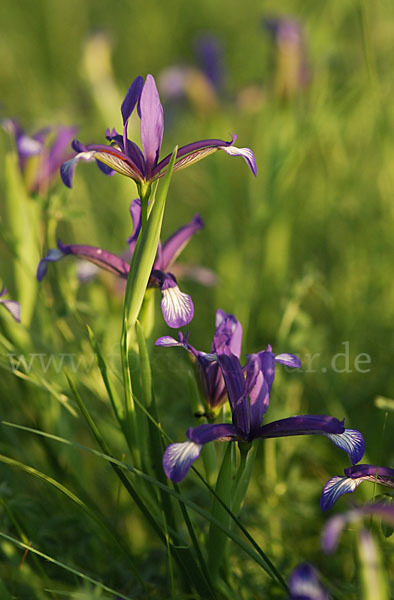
[157,310,364,482]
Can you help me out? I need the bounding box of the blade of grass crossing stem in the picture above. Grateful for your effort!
[0,531,135,600]
[65,371,216,599]
[86,325,125,426]
[135,321,216,597]
[2,420,287,591]
[121,148,177,458]
[207,443,234,583]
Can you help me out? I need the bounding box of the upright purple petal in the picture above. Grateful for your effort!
[257,350,276,392]
[245,354,270,430]
[140,74,164,178]
[121,76,144,126]
[160,214,204,271]
[217,351,250,433]
[213,309,243,357]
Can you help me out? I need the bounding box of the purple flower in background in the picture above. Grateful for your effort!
[194,33,225,92]
[61,74,256,189]
[288,563,329,600]
[2,119,76,194]
[156,309,242,411]
[162,322,364,482]
[0,287,20,322]
[263,17,310,99]
[322,501,394,554]
[37,199,204,328]
[321,464,394,511]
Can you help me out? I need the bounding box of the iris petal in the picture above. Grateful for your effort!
[320,476,363,512]
[324,428,365,464]
[160,283,194,328]
[163,441,202,482]
[220,144,257,176]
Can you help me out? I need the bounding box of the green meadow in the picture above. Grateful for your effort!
[0,0,393,598]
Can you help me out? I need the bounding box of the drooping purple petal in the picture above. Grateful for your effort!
[322,502,394,554]
[153,271,194,328]
[255,415,345,439]
[127,199,142,254]
[288,562,329,600]
[160,214,204,271]
[323,429,365,464]
[344,464,394,483]
[275,353,301,369]
[57,242,130,279]
[60,150,97,187]
[61,144,145,187]
[155,335,184,348]
[153,135,256,178]
[139,74,164,178]
[320,476,363,512]
[321,465,394,512]
[220,144,257,176]
[0,289,21,323]
[121,76,144,126]
[186,422,243,445]
[36,248,66,281]
[163,441,203,483]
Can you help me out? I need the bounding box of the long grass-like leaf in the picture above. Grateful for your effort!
[0,531,135,600]
[2,419,287,591]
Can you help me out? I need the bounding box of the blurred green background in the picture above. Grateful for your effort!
[0,0,393,597]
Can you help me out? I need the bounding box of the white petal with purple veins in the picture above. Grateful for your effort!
[163,441,202,482]
[320,476,363,512]
[220,145,257,176]
[161,285,194,328]
[324,429,365,464]
[275,353,301,368]
[155,336,181,347]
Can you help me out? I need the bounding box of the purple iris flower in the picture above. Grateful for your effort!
[2,119,76,194]
[0,287,20,322]
[288,563,329,600]
[321,464,394,512]
[162,329,364,482]
[61,74,256,189]
[36,199,204,328]
[155,309,243,411]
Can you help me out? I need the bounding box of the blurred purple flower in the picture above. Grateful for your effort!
[2,119,76,194]
[37,199,204,328]
[263,17,310,98]
[194,33,225,92]
[61,74,256,189]
[288,563,329,600]
[322,501,394,554]
[321,464,394,511]
[161,319,364,482]
[0,287,20,322]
